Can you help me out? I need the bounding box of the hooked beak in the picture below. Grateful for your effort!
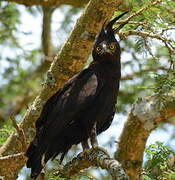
[102,43,107,51]
[101,43,113,55]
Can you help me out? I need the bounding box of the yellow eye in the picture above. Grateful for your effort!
[109,44,115,50]
[96,46,101,52]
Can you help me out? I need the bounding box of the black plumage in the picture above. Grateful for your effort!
[26,12,128,179]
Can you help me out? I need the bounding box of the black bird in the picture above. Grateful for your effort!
[26,12,128,179]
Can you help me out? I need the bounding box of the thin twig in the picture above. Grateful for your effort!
[10,113,21,135]
[10,113,27,152]
[117,21,151,30]
[0,152,25,160]
[144,39,159,61]
[120,31,173,45]
[116,0,163,25]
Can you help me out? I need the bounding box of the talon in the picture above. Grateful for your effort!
[78,149,91,157]
[92,141,98,148]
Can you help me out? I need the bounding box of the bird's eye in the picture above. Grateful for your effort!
[109,44,116,50]
[96,46,101,52]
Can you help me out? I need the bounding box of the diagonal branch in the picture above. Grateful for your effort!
[55,147,129,180]
[120,31,174,49]
[116,0,163,25]
[124,0,163,22]
[10,114,27,152]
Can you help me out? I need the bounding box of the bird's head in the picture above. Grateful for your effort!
[92,12,128,62]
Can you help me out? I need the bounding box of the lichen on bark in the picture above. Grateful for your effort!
[115,95,175,180]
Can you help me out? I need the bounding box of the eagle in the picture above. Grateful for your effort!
[26,12,128,179]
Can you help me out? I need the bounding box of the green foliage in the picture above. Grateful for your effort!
[0,2,41,124]
[46,172,66,180]
[0,2,20,46]
[143,142,175,180]
[117,0,175,110]
[149,69,175,108]
[0,124,13,146]
[153,70,175,97]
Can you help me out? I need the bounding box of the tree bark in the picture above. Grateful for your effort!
[115,95,175,180]
[42,6,54,57]
[3,0,90,7]
[3,0,128,9]
[0,153,26,180]
[55,147,129,180]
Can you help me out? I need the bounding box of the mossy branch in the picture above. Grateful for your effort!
[0,153,26,180]
[55,147,129,180]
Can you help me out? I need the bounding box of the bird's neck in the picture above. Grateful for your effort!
[90,58,121,79]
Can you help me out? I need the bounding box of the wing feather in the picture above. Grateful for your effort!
[78,74,98,103]
[36,68,103,140]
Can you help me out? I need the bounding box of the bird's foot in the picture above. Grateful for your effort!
[78,146,109,159]
[78,148,92,158]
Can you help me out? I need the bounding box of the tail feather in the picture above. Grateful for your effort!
[30,157,43,179]
[60,151,68,164]
[26,142,38,168]
[25,140,44,179]
[26,137,68,179]
[26,123,87,178]
[44,138,70,164]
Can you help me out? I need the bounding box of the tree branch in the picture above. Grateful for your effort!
[115,95,175,180]
[3,0,89,7]
[3,0,129,10]
[30,6,56,80]
[10,114,27,152]
[0,153,26,180]
[55,147,129,180]
[42,6,55,57]
[120,31,174,49]
[116,0,163,25]
[113,0,174,54]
